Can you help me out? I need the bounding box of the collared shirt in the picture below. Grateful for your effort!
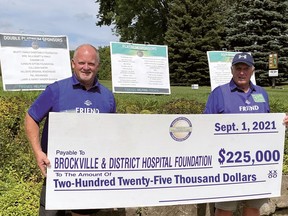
[28,74,116,153]
[204,79,270,114]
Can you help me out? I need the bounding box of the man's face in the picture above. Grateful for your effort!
[72,46,99,89]
[231,63,254,90]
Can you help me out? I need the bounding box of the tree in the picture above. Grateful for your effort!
[98,46,112,80]
[164,0,227,86]
[95,0,288,86]
[96,0,170,45]
[225,0,288,86]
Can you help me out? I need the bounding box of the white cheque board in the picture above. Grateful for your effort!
[46,113,286,210]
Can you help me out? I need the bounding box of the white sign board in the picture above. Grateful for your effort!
[269,70,278,77]
[0,33,71,91]
[46,113,285,210]
[110,42,170,94]
[207,51,256,91]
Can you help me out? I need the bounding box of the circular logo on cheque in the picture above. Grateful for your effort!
[169,117,192,141]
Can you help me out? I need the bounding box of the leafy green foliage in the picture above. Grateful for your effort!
[283,154,288,174]
[96,0,169,44]
[116,97,160,113]
[164,0,227,86]
[0,170,41,216]
[225,0,288,86]
[0,95,41,182]
[269,98,288,113]
[95,0,288,87]
[161,98,205,114]
[0,94,43,215]
[98,46,112,80]
[268,98,288,173]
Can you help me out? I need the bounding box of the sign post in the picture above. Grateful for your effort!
[268,53,278,88]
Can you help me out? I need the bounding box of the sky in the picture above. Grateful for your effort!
[0,0,119,50]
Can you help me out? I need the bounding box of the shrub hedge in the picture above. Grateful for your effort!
[0,95,43,215]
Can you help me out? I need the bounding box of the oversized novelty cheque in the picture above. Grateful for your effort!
[46,113,286,210]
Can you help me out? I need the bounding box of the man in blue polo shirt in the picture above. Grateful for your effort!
[204,52,269,114]
[25,44,116,216]
[204,52,269,216]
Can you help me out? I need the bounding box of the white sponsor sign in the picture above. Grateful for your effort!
[0,33,71,91]
[269,70,278,77]
[46,113,285,210]
[207,51,256,91]
[110,42,170,94]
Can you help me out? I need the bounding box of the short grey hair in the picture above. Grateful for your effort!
[73,44,100,65]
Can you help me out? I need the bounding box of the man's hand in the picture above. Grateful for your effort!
[35,151,51,177]
[284,115,288,127]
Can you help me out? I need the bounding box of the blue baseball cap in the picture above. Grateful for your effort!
[232,52,254,67]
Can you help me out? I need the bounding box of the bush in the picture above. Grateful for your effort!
[269,98,288,113]
[161,98,205,114]
[269,98,288,173]
[0,95,42,215]
[0,95,41,181]
[116,97,160,114]
[0,170,41,216]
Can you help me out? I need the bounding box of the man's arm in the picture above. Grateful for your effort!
[24,113,50,176]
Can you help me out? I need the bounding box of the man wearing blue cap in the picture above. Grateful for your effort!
[204,52,269,114]
[204,52,269,216]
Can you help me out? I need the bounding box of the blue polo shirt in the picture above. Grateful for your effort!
[28,74,116,153]
[204,79,270,114]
